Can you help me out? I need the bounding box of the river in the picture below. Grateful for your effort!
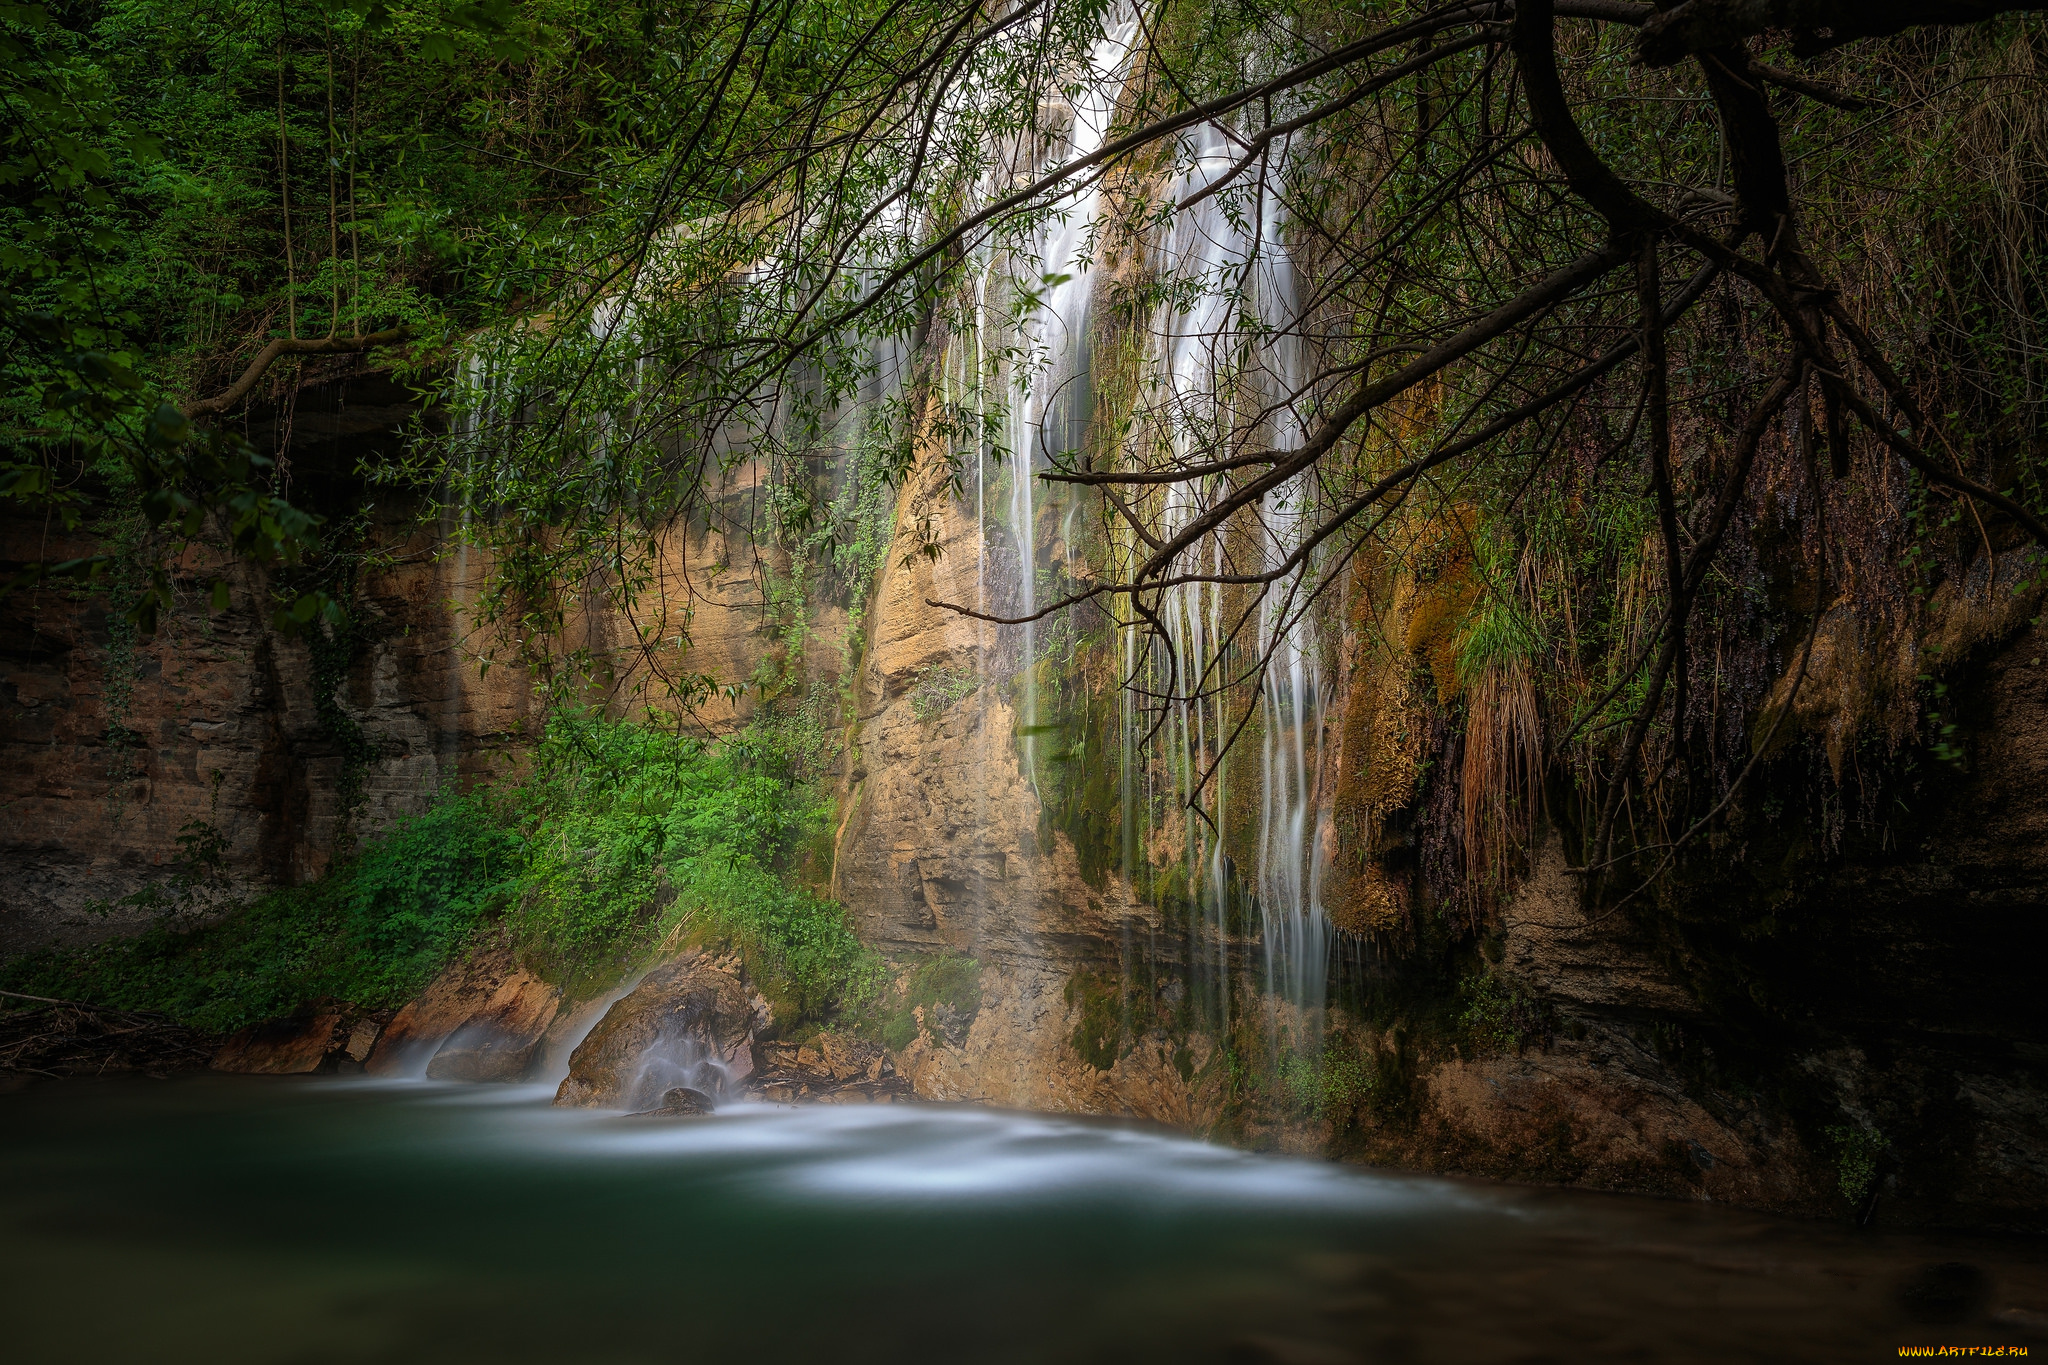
[2,1074,2042,1362]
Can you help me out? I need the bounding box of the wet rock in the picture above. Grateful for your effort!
[211,1009,345,1074]
[367,946,559,1079]
[555,953,769,1110]
[343,1018,381,1064]
[628,1086,716,1118]
[424,969,561,1082]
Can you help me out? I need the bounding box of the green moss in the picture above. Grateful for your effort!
[1824,1124,1888,1206]
[1066,971,1128,1071]
[1030,681,1125,889]
[1456,970,1553,1056]
[1276,1051,1378,1121]
[876,952,982,1051]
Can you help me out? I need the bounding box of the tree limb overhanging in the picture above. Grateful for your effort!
[182,326,412,420]
[427,0,2047,921]
[1636,0,2046,65]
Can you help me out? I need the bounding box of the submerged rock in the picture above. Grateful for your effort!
[554,953,769,1110]
[628,1086,716,1118]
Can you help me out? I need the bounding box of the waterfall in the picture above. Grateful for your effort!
[950,22,1334,1028]
[996,14,1138,785]
[1147,123,1331,1026]
[441,352,490,785]
[1249,207,1330,1021]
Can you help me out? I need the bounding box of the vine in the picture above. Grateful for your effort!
[283,547,380,851]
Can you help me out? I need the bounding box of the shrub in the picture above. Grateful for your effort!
[504,713,860,1002]
[0,792,519,1033]
[3,713,886,1036]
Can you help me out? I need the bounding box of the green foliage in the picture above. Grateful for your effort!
[501,713,881,1028]
[0,792,519,1031]
[1457,971,1550,1056]
[337,791,522,1000]
[507,713,831,976]
[908,663,979,722]
[673,859,885,1029]
[1917,665,1968,767]
[1276,1050,1376,1121]
[1824,1124,1888,1206]
[2,708,887,1034]
[4,704,887,1034]
[0,0,631,619]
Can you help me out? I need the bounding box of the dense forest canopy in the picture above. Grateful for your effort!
[5,0,2045,906]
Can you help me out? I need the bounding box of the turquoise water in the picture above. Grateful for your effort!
[1,1075,2040,1362]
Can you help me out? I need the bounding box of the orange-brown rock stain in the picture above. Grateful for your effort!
[1325,506,1481,938]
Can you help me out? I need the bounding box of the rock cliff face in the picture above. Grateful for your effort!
[0,381,530,951]
[1333,612,2048,1230]
[829,452,1214,1123]
[4,378,2043,1229]
[0,374,817,952]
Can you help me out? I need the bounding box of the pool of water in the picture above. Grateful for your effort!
[2,1075,2042,1362]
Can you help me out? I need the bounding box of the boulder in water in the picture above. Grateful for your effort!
[424,968,562,1082]
[367,946,560,1080]
[554,953,769,1110]
[211,1003,379,1074]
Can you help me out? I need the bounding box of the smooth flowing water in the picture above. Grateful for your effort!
[5,1075,2042,1363]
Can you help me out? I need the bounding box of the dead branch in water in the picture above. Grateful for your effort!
[0,993,216,1078]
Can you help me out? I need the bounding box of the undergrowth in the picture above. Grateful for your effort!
[2,712,885,1036]
[508,712,882,1020]
[0,793,519,1033]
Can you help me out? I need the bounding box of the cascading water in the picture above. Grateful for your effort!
[947,18,1335,1033]
[1144,122,1332,1028]
[441,352,491,779]
[993,14,1138,785]
[1247,213,1330,1022]
[451,9,1339,1096]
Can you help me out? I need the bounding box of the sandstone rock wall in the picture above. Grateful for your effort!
[6,374,2043,1229]
[0,509,531,952]
[828,448,1216,1125]
[0,376,828,952]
